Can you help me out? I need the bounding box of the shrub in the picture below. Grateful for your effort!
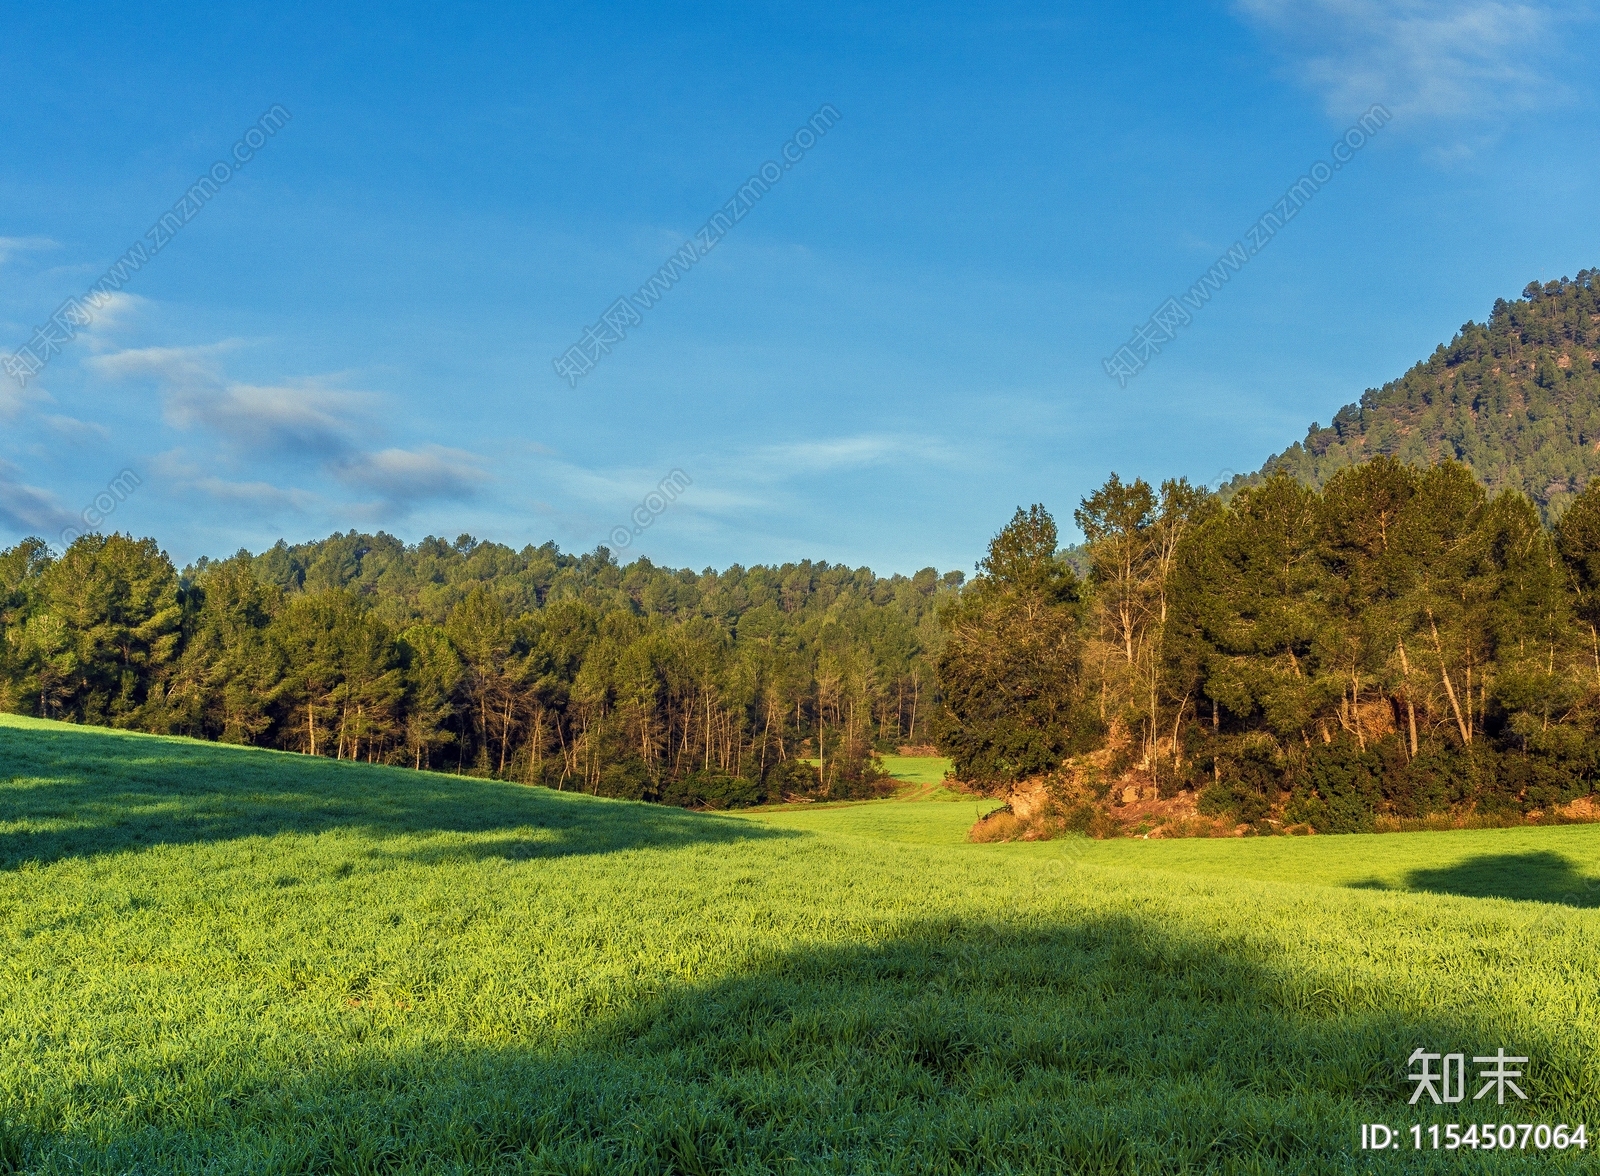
[596,757,655,801]
[1283,738,1384,834]
[660,771,764,810]
[967,806,1021,842]
[1197,733,1282,823]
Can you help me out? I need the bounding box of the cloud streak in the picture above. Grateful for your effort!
[91,343,490,522]
[526,432,962,551]
[1236,0,1592,122]
[740,434,960,480]
[334,446,489,517]
[89,344,367,457]
[0,236,57,268]
[0,461,76,536]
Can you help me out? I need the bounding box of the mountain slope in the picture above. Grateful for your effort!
[1236,269,1600,518]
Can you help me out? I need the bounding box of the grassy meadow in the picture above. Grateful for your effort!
[2,714,1598,1173]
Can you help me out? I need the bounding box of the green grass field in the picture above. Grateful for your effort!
[880,755,954,787]
[2,713,1597,1173]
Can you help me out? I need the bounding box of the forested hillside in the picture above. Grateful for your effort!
[0,531,960,806]
[1236,270,1600,519]
[933,271,1600,834]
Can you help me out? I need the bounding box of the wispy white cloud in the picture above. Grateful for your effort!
[1236,0,1593,122]
[0,377,50,422]
[334,446,489,519]
[524,432,961,552]
[75,291,148,345]
[151,450,324,515]
[41,414,112,441]
[93,344,491,523]
[542,432,951,515]
[0,460,76,535]
[194,476,322,513]
[0,236,57,268]
[89,343,370,457]
[739,433,960,480]
[86,341,235,386]
[179,381,367,457]
[544,461,752,512]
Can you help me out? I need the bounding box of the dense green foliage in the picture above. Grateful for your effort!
[936,480,1213,791]
[1242,271,1600,520]
[940,459,1600,829]
[0,533,961,806]
[933,505,1099,782]
[2,715,1596,1173]
[1170,460,1600,830]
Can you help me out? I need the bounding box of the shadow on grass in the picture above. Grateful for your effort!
[0,720,793,870]
[1403,851,1600,908]
[4,913,1588,1174]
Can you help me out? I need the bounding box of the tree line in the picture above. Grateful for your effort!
[0,531,961,806]
[14,449,1600,831]
[939,459,1600,831]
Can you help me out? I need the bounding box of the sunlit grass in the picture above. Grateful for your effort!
[879,754,954,786]
[2,714,1597,1173]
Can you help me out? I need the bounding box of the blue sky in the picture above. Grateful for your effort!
[3,1,1597,575]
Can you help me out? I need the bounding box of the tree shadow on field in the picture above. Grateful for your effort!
[6,913,1590,1175]
[0,720,792,870]
[1403,852,1600,908]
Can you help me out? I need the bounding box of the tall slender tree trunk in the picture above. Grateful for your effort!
[499,695,513,775]
[1148,661,1158,766]
[1428,611,1471,746]
[554,718,569,789]
[1397,639,1419,758]
[818,710,826,792]
[1169,692,1189,765]
[1350,671,1365,750]
[478,686,491,770]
